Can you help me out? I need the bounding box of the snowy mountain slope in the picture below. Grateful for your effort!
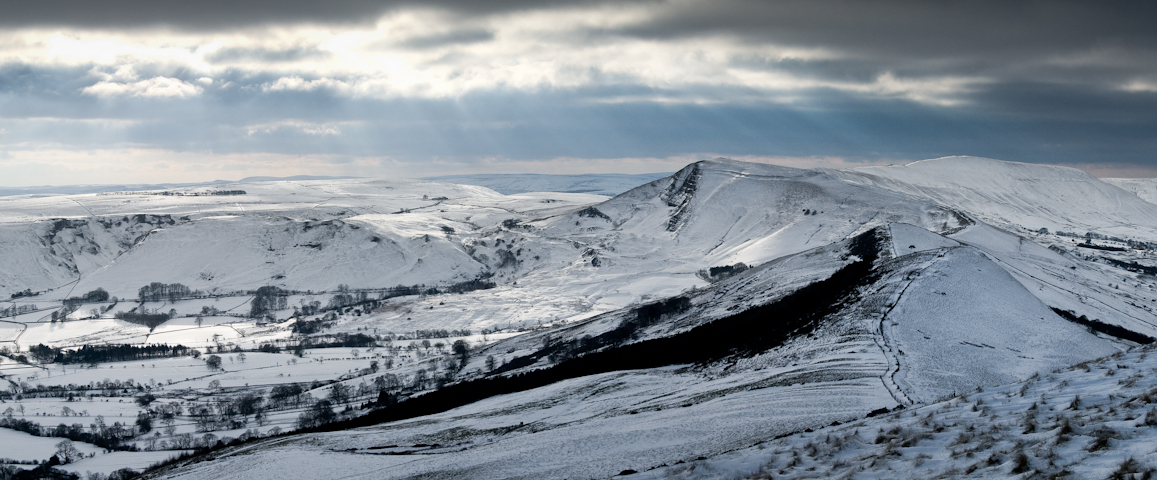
[152,366,894,480]
[0,178,606,299]
[1105,177,1157,205]
[879,244,1117,403]
[421,172,671,196]
[520,159,967,299]
[949,222,1157,340]
[649,344,1157,480]
[837,156,1157,240]
[146,230,897,479]
[146,225,1121,480]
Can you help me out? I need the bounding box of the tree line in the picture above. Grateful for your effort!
[138,282,198,303]
[0,412,141,451]
[24,343,191,365]
[62,288,110,307]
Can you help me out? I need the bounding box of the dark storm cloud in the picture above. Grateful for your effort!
[616,1,1157,101]
[0,0,620,29]
[2,0,1156,182]
[398,29,496,49]
[617,1,1157,56]
[204,46,331,64]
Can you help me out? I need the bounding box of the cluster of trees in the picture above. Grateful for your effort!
[295,400,337,429]
[295,300,323,317]
[250,286,289,318]
[0,304,38,318]
[5,461,139,480]
[288,278,501,324]
[269,384,307,407]
[1055,230,1157,251]
[137,282,197,303]
[10,378,145,400]
[187,392,268,432]
[409,329,473,340]
[258,343,282,353]
[345,277,497,306]
[298,372,408,429]
[292,318,333,334]
[52,292,118,322]
[116,189,246,197]
[23,343,191,365]
[301,333,376,349]
[1100,258,1157,276]
[326,284,369,310]
[28,344,59,363]
[62,288,110,307]
[1077,242,1127,252]
[9,288,36,299]
[1052,308,1156,344]
[0,350,29,365]
[632,296,692,329]
[0,412,140,450]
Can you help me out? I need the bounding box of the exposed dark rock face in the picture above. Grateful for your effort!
[661,163,701,232]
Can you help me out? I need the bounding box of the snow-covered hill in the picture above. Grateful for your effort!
[422,172,671,196]
[839,156,1157,240]
[0,178,602,298]
[140,224,1124,479]
[1105,177,1157,205]
[0,176,359,198]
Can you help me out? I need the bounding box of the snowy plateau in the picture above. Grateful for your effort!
[1,157,1157,479]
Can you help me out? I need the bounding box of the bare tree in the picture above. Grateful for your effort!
[54,440,82,464]
[452,340,470,368]
[328,383,351,404]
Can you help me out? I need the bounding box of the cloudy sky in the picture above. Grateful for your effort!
[1,0,1155,185]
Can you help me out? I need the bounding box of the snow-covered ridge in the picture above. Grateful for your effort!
[0,176,361,198]
[837,156,1157,239]
[0,177,599,297]
[422,172,672,196]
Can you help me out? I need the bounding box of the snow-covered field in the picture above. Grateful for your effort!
[0,428,102,462]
